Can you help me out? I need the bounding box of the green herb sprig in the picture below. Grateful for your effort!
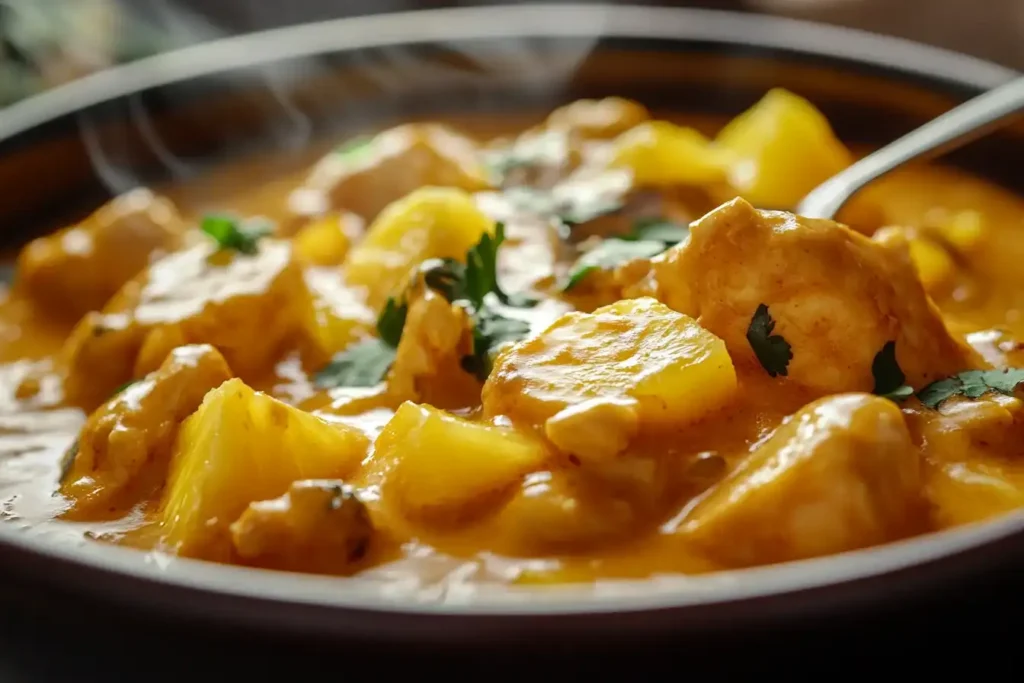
[314,223,533,388]
[562,218,689,292]
[201,214,273,255]
[746,303,793,378]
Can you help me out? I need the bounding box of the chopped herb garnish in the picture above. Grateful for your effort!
[315,221,533,388]
[917,368,1024,410]
[421,223,535,308]
[375,297,408,347]
[746,303,793,378]
[313,296,408,389]
[200,214,273,255]
[562,217,689,291]
[460,308,531,381]
[313,338,399,390]
[485,130,567,182]
[335,135,375,164]
[871,341,912,402]
[563,239,666,292]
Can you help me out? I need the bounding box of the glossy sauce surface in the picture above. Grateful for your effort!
[2,94,1024,594]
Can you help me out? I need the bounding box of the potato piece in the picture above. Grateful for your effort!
[369,402,549,524]
[293,123,492,222]
[607,121,729,187]
[61,344,232,517]
[60,237,306,409]
[230,479,373,574]
[483,298,738,432]
[343,187,495,310]
[715,88,852,209]
[678,394,923,567]
[292,212,362,266]
[545,97,651,139]
[874,225,956,293]
[628,198,976,395]
[158,378,369,559]
[16,188,184,320]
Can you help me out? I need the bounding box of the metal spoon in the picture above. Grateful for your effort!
[797,76,1024,220]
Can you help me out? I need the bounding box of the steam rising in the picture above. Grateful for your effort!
[61,3,604,201]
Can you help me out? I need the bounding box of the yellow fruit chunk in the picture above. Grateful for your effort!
[608,121,729,187]
[716,88,852,209]
[158,378,369,559]
[293,212,360,266]
[483,297,738,430]
[343,187,494,310]
[371,402,549,522]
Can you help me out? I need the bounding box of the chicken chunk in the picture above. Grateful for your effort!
[290,123,492,222]
[483,298,738,450]
[678,394,924,567]
[16,188,184,320]
[627,197,976,395]
[386,285,478,409]
[60,344,232,517]
[230,479,373,574]
[905,394,1024,527]
[545,97,651,140]
[59,237,306,410]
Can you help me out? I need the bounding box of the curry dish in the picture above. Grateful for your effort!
[2,90,1024,588]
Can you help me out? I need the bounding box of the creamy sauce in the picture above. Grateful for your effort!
[3,98,1024,593]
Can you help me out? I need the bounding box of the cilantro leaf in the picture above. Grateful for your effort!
[312,338,397,389]
[201,214,272,255]
[335,135,375,164]
[562,217,689,292]
[460,308,531,381]
[628,218,689,244]
[376,297,408,347]
[111,379,141,400]
[314,296,408,389]
[917,368,1024,409]
[746,303,793,378]
[562,239,667,292]
[871,340,910,398]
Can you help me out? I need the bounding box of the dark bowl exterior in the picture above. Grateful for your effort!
[0,4,1021,644]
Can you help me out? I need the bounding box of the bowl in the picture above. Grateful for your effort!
[0,4,1022,645]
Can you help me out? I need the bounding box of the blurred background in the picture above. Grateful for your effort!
[1,0,1021,108]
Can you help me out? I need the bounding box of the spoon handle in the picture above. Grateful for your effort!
[797,76,1024,220]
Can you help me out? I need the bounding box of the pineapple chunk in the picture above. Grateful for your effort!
[679,394,923,567]
[343,187,495,310]
[925,460,1024,528]
[369,402,549,524]
[716,88,852,209]
[483,298,738,433]
[607,121,729,187]
[158,378,369,559]
[293,212,361,266]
